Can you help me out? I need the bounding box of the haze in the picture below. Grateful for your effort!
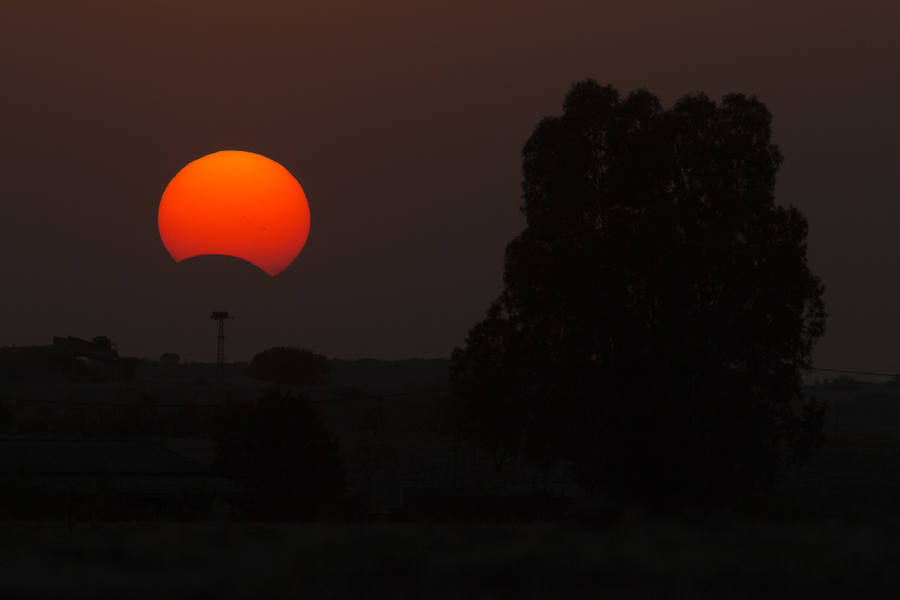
[1,0,898,366]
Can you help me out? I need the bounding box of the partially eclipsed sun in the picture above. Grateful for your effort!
[158,150,310,276]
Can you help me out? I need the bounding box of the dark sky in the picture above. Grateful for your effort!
[1,1,898,368]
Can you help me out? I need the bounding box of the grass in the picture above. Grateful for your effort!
[2,515,900,598]
[4,378,900,597]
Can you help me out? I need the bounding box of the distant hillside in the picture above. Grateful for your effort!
[132,357,450,391]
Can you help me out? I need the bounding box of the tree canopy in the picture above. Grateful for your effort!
[247,347,330,386]
[451,80,826,509]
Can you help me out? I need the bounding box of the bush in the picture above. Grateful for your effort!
[247,347,330,386]
[213,387,344,519]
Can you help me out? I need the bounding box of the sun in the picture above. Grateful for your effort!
[158,150,310,277]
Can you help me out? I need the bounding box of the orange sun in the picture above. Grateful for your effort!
[158,150,310,277]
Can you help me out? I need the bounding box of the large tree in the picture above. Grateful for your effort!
[451,80,826,508]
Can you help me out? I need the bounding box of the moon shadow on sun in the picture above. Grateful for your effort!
[177,254,275,279]
[158,150,310,277]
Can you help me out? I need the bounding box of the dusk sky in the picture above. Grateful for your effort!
[1,0,898,368]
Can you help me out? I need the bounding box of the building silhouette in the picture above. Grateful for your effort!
[0,336,139,383]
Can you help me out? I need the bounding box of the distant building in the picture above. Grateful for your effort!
[0,336,139,383]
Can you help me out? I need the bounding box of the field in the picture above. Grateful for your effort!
[3,516,900,598]
[5,369,900,596]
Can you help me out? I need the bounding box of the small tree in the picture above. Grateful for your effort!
[247,347,330,386]
[214,387,344,519]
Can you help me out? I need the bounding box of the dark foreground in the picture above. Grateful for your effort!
[2,515,899,598]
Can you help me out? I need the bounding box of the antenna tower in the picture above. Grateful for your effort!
[210,311,231,383]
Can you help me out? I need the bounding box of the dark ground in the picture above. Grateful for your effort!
[2,517,900,598]
[2,365,900,597]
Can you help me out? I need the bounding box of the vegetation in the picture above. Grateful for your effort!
[247,347,330,386]
[213,387,345,519]
[6,518,900,598]
[451,80,827,509]
[159,352,180,364]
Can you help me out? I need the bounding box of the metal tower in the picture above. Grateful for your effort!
[211,311,231,383]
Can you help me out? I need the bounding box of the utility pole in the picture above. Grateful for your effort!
[210,311,231,384]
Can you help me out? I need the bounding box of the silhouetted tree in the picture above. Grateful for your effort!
[214,387,344,519]
[247,347,330,386]
[451,80,827,509]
